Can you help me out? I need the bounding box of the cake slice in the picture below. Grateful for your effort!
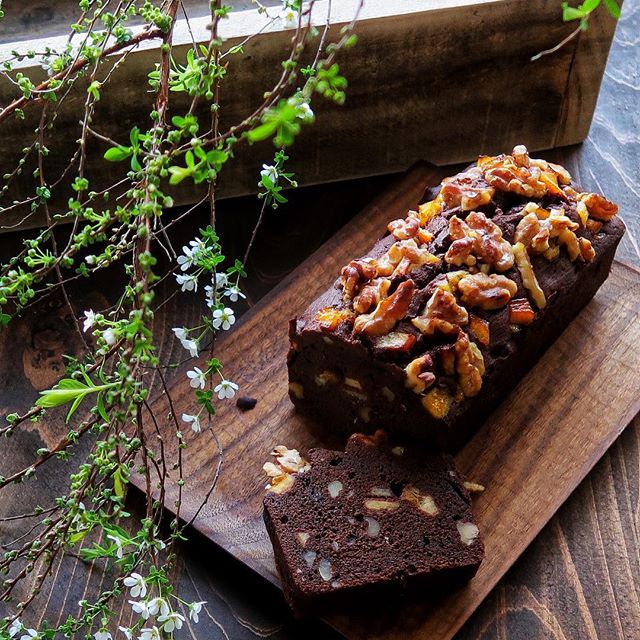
[262,431,484,614]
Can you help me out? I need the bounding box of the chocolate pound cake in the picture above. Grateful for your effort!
[263,431,484,615]
[287,146,625,450]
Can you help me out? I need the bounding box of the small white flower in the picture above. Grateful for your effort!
[107,534,124,558]
[177,247,195,272]
[212,307,235,331]
[205,273,229,308]
[186,366,206,389]
[214,380,239,400]
[123,572,147,599]
[181,413,201,433]
[118,628,132,640]
[102,328,116,346]
[19,631,38,640]
[188,601,206,623]
[260,164,279,184]
[176,273,198,292]
[8,619,23,638]
[82,310,96,332]
[172,327,198,357]
[298,102,314,121]
[138,627,161,640]
[129,600,150,620]
[147,597,170,618]
[157,611,185,633]
[94,631,112,640]
[85,255,96,265]
[223,285,246,303]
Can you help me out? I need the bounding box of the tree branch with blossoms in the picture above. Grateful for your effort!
[0,0,362,638]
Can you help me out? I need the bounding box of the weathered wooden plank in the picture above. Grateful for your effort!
[0,0,621,230]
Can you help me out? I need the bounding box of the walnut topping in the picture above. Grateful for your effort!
[412,288,469,336]
[377,239,440,278]
[404,354,436,394]
[483,154,547,199]
[578,237,596,261]
[374,331,417,353]
[454,330,485,398]
[388,216,420,240]
[439,166,495,211]
[514,207,593,263]
[509,298,536,325]
[445,212,514,272]
[353,280,414,336]
[316,306,355,330]
[457,273,518,310]
[579,192,618,221]
[513,242,546,309]
[353,278,391,314]
[340,258,377,300]
[264,445,310,493]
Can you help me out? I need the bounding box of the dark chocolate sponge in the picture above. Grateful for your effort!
[263,432,484,615]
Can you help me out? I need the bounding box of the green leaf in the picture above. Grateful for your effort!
[580,0,601,12]
[96,394,109,422]
[103,146,132,162]
[66,393,85,422]
[561,2,586,20]
[603,0,621,17]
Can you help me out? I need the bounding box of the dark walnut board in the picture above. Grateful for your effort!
[134,164,640,640]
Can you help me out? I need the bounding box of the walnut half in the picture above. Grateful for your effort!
[353,280,414,336]
[412,287,469,336]
[457,272,518,310]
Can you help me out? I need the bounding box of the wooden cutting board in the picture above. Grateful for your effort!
[135,164,640,640]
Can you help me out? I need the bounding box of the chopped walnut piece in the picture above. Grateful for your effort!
[586,219,603,235]
[513,242,546,309]
[421,386,453,419]
[514,213,550,253]
[457,273,518,310]
[547,161,572,185]
[401,485,439,515]
[463,480,486,494]
[377,239,440,278]
[509,298,536,325]
[454,330,485,397]
[469,315,490,345]
[439,166,495,211]
[353,280,415,336]
[445,212,514,272]
[353,278,391,314]
[579,192,618,221]
[388,216,420,240]
[375,331,417,353]
[578,237,596,261]
[404,354,436,394]
[316,306,355,330]
[264,445,310,493]
[340,258,377,301]
[412,288,469,336]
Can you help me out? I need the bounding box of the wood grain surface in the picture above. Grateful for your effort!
[125,161,640,640]
[0,0,638,638]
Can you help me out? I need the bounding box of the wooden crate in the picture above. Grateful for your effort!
[0,0,621,230]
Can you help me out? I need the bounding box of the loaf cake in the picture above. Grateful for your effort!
[287,146,625,450]
[263,431,484,614]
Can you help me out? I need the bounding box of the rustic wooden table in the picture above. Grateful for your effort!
[0,1,638,638]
